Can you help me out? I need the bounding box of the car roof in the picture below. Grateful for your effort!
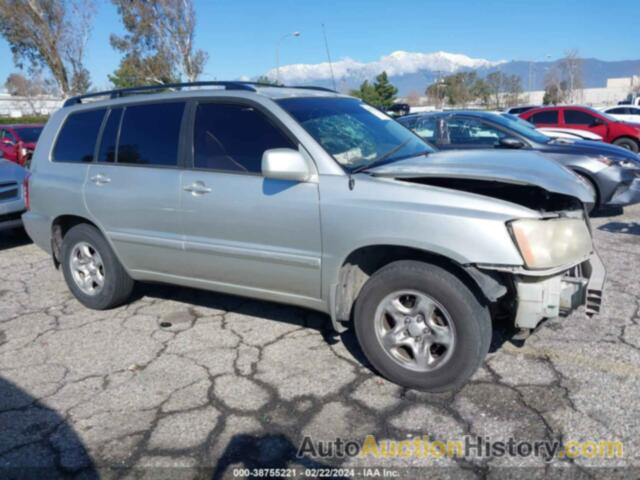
[61,82,348,111]
[604,105,640,110]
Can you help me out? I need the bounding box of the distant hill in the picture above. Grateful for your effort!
[262,51,640,95]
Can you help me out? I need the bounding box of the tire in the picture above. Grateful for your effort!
[575,173,599,214]
[613,137,639,153]
[354,260,491,392]
[61,223,134,309]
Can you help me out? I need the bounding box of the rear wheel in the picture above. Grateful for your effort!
[613,137,639,152]
[354,260,491,391]
[61,224,134,309]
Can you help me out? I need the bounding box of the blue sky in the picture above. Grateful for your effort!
[1,0,639,89]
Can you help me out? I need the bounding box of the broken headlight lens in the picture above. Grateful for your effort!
[509,218,592,269]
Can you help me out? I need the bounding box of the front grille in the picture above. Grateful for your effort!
[0,181,19,201]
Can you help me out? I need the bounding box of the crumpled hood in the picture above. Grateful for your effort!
[368,149,594,204]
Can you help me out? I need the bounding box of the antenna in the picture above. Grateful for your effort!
[322,23,337,92]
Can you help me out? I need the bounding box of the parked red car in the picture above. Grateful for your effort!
[520,106,640,152]
[0,124,44,166]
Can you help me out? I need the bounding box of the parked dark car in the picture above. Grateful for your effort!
[0,152,27,231]
[385,103,411,117]
[0,124,44,167]
[520,106,640,152]
[398,110,640,212]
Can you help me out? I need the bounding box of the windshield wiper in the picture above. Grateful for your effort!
[350,139,414,174]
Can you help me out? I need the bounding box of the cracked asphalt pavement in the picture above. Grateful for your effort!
[1,205,639,478]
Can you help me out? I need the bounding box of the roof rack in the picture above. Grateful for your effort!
[63,81,257,107]
[289,85,338,93]
[63,81,339,107]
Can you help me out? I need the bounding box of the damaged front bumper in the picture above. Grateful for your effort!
[511,251,605,329]
[607,174,640,207]
[475,250,606,330]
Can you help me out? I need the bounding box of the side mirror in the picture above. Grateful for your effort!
[591,118,604,127]
[262,148,312,182]
[499,137,525,149]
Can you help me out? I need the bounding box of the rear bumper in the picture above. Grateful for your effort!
[0,210,25,231]
[513,251,605,329]
[21,211,52,253]
[0,196,26,231]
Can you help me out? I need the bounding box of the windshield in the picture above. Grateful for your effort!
[588,108,618,122]
[277,97,433,171]
[14,127,43,143]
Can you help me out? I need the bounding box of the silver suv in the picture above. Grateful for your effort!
[24,82,604,391]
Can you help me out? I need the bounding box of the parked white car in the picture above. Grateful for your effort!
[601,106,640,124]
[537,127,603,141]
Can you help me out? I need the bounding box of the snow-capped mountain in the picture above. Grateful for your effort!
[260,50,640,95]
[265,51,505,84]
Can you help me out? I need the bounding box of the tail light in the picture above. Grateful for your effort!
[23,173,31,210]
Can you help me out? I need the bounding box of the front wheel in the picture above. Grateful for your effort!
[61,224,134,309]
[613,137,639,153]
[354,261,492,392]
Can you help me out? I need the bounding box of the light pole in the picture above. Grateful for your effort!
[276,31,301,85]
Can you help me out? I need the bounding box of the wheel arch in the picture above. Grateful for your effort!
[611,135,640,151]
[330,244,507,332]
[569,168,601,207]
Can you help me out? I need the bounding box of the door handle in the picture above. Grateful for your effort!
[90,174,111,185]
[183,181,212,195]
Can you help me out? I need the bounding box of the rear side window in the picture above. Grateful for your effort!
[564,110,596,125]
[118,102,184,166]
[528,110,558,124]
[53,109,106,163]
[98,108,123,163]
[193,103,295,173]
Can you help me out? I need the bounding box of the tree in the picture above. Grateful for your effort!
[543,66,569,105]
[486,71,506,109]
[0,0,95,95]
[426,72,487,107]
[559,49,583,103]
[425,79,446,108]
[255,75,282,86]
[350,72,398,109]
[372,72,398,109]
[5,72,55,115]
[110,0,208,87]
[350,80,380,106]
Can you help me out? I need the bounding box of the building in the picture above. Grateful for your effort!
[524,76,640,107]
[0,91,63,118]
[402,75,640,109]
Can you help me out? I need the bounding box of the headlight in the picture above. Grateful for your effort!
[597,155,640,169]
[509,218,592,269]
[596,155,615,166]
